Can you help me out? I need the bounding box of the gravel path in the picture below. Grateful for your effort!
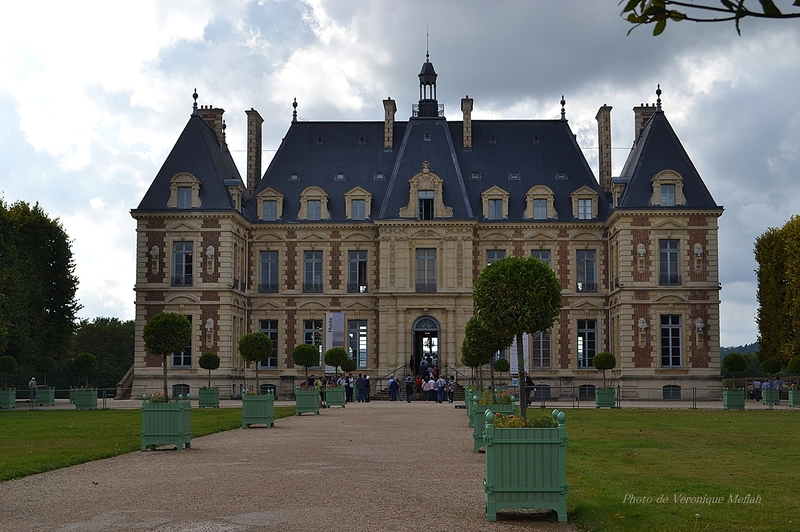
[0,401,578,532]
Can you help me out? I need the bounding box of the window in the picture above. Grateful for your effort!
[307,200,321,221]
[374,172,385,181]
[470,172,481,180]
[533,199,547,220]
[259,251,279,293]
[173,242,193,286]
[335,172,346,181]
[303,319,323,367]
[416,248,437,292]
[290,173,300,181]
[418,190,434,220]
[661,184,676,206]
[508,172,521,180]
[303,251,323,292]
[660,315,681,367]
[172,316,192,367]
[348,250,368,292]
[348,320,368,368]
[258,320,279,368]
[531,331,551,368]
[531,249,551,267]
[177,187,192,209]
[663,384,681,400]
[488,199,503,220]
[262,200,277,221]
[578,199,593,220]
[486,249,506,265]
[525,185,555,220]
[651,170,685,206]
[577,320,596,368]
[659,239,681,285]
[351,199,366,221]
[172,383,190,398]
[576,250,596,292]
[555,171,568,180]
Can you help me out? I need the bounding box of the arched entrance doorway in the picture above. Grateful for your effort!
[411,316,440,376]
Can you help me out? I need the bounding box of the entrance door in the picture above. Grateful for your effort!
[411,316,440,376]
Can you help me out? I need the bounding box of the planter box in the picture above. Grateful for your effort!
[242,392,275,428]
[762,387,780,405]
[595,388,616,408]
[789,389,799,407]
[36,387,55,406]
[0,389,16,409]
[325,386,346,408]
[141,395,192,450]
[295,387,320,415]
[484,409,568,522]
[473,400,517,453]
[198,388,220,408]
[723,389,745,410]
[74,389,98,410]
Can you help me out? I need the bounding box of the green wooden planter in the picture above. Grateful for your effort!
[295,387,320,415]
[325,386,346,408]
[36,387,55,406]
[69,387,76,404]
[473,399,517,453]
[789,389,799,407]
[74,389,98,410]
[242,392,275,428]
[595,388,616,408]
[762,387,780,405]
[197,387,220,408]
[141,394,192,450]
[0,389,16,409]
[464,387,474,420]
[723,389,745,410]
[484,409,568,522]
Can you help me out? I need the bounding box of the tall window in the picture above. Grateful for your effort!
[533,199,547,220]
[418,190,434,220]
[259,251,279,293]
[262,200,277,221]
[578,199,592,220]
[303,251,323,292]
[486,249,506,265]
[661,315,681,367]
[351,199,366,221]
[348,250,368,292]
[348,320,368,368]
[177,187,192,209]
[577,320,596,368]
[531,331,551,368]
[172,316,192,367]
[661,184,676,206]
[576,250,596,292]
[659,240,680,285]
[488,199,503,220]
[307,200,321,221]
[173,242,193,286]
[258,320,278,368]
[531,249,551,267]
[416,248,437,292]
[304,319,323,367]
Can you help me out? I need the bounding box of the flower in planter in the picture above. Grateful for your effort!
[243,389,257,396]
[147,391,168,403]
[479,390,512,404]
[493,412,557,428]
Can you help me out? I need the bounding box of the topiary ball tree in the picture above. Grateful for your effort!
[788,357,800,388]
[593,352,617,389]
[239,333,274,393]
[199,352,220,388]
[34,356,58,386]
[143,312,192,400]
[292,343,320,381]
[722,352,748,389]
[0,355,17,389]
[761,358,781,378]
[341,357,357,374]
[324,347,348,378]
[462,316,513,400]
[492,358,511,389]
[71,352,97,388]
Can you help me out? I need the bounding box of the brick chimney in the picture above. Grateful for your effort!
[383,97,396,150]
[633,103,656,143]
[245,108,263,198]
[197,105,225,145]
[461,96,473,149]
[595,105,613,193]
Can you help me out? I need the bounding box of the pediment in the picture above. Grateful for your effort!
[651,219,686,231]
[571,299,603,310]
[299,233,328,242]
[343,231,375,241]
[653,294,688,304]
[570,185,599,197]
[343,300,373,311]
[409,228,444,240]
[526,230,557,241]
[482,232,511,242]
[165,294,199,304]
[297,299,327,310]
[166,220,201,232]
[570,231,602,241]
[252,232,285,243]
[253,299,284,311]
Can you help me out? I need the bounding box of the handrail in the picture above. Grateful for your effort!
[373,365,407,393]
[444,364,474,385]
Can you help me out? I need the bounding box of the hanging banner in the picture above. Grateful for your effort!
[324,312,345,373]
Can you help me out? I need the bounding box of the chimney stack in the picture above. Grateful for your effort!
[198,105,225,145]
[383,97,396,150]
[461,96,473,149]
[633,103,656,143]
[246,108,264,198]
[595,105,613,193]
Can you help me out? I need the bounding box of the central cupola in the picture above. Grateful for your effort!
[415,53,441,118]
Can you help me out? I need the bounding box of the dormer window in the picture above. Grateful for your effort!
[344,186,373,220]
[289,173,301,182]
[661,184,676,206]
[570,186,600,220]
[298,186,330,220]
[481,186,510,221]
[399,161,453,219]
[651,169,686,206]
[256,187,285,221]
[525,185,556,220]
[177,187,192,209]
[316,137,324,145]
[335,172,346,181]
[508,172,521,181]
[374,172,385,181]
[470,172,481,180]
[168,173,201,209]
[418,190,434,220]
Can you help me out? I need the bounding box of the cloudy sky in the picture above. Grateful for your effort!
[1,0,798,347]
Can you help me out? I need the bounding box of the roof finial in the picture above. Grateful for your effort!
[656,84,662,111]
[222,119,227,142]
[292,98,298,123]
[426,26,430,62]
[560,95,566,120]
[192,88,198,115]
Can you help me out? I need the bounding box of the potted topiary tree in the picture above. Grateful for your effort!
[238,333,275,428]
[493,358,510,386]
[761,358,782,405]
[323,347,348,408]
[788,357,800,407]
[34,356,57,406]
[592,352,617,408]
[292,343,321,415]
[0,355,18,409]
[197,352,220,408]
[238,332,274,393]
[722,353,747,410]
[71,352,98,410]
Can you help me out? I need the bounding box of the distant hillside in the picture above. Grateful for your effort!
[721,343,759,357]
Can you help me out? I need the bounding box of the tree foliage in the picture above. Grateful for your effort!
[72,317,134,390]
[473,255,562,421]
[341,357,357,373]
[761,358,782,376]
[239,332,273,391]
[324,347,348,376]
[0,355,17,389]
[621,0,800,35]
[593,352,617,389]
[34,356,58,386]
[71,352,97,387]
[722,352,747,389]
[199,352,220,388]
[462,315,514,390]
[142,313,191,398]
[292,343,319,379]
[0,200,80,367]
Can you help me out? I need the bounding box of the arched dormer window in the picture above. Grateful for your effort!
[480,186,510,220]
[651,170,686,206]
[525,185,556,220]
[168,173,201,209]
[256,187,285,221]
[570,186,600,220]
[344,186,373,221]
[399,161,453,219]
[298,186,330,221]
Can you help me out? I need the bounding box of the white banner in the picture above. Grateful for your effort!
[324,312,345,373]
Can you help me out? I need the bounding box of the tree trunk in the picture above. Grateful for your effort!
[517,332,527,422]
[162,356,168,400]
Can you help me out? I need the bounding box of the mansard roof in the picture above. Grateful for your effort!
[134,114,244,213]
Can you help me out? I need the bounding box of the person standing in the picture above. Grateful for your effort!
[346,373,354,402]
[356,374,366,402]
[447,376,456,403]
[525,372,535,406]
[428,375,438,403]
[364,375,371,402]
[752,379,762,401]
[28,376,37,402]
[405,374,414,403]
[388,376,398,401]
[436,375,447,403]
